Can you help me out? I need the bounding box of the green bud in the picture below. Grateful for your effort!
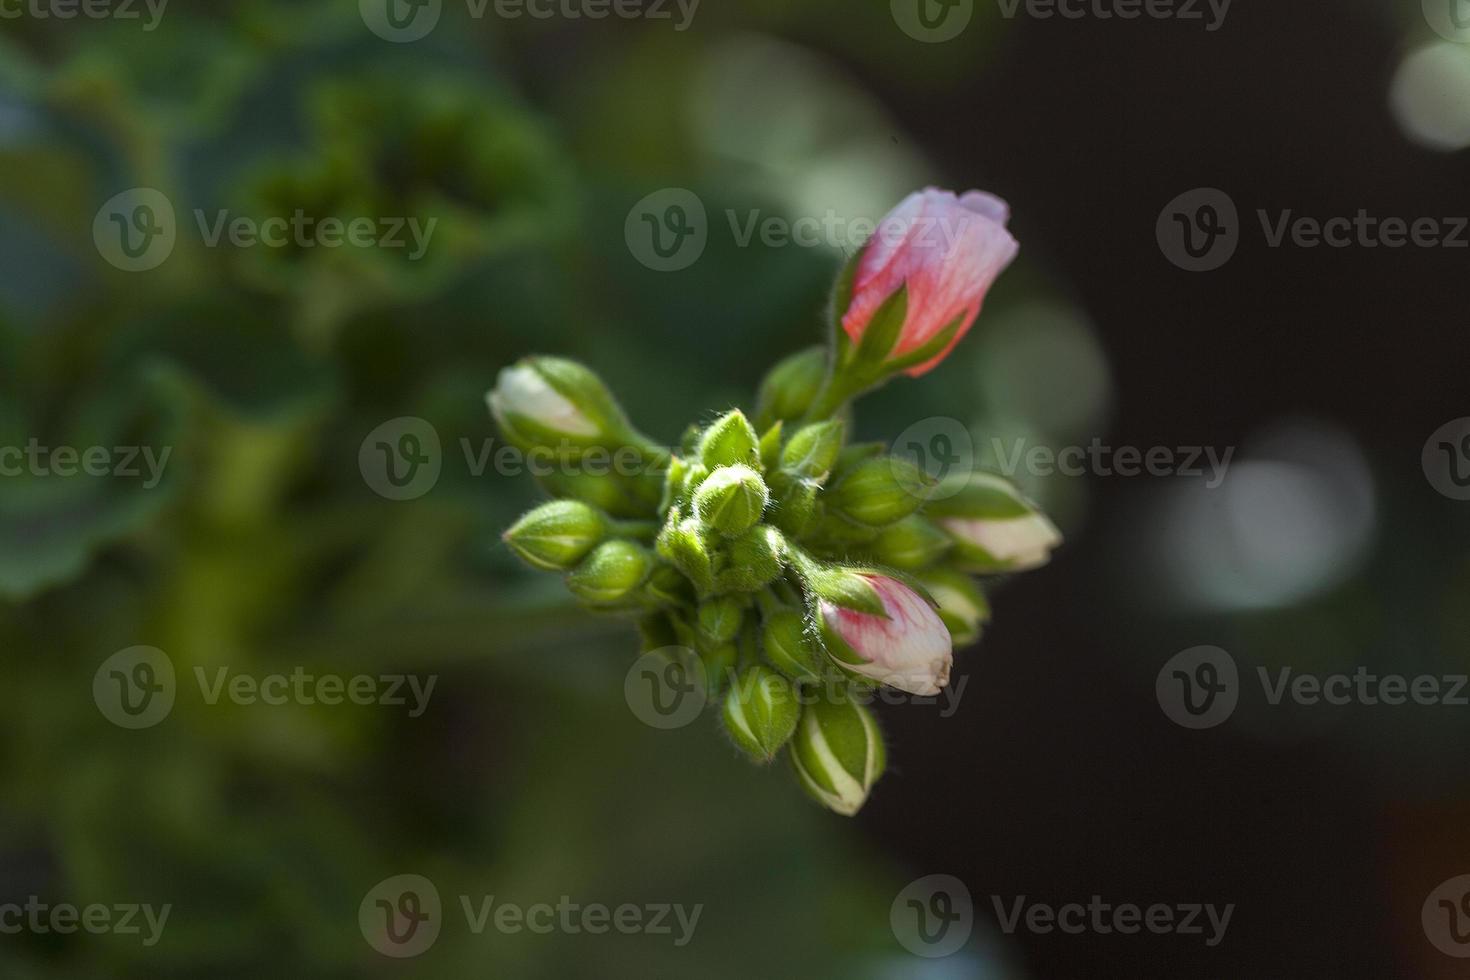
[789,694,886,816]
[758,422,784,472]
[791,559,886,616]
[916,568,990,647]
[488,357,642,453]
[825,456,933,527]
[502,499,609,571]
[755,346,826,427]
[801,509,885,556]
[769,475,820,538]
[699,409,760,469]
[867,516,953,570]
[722,665,801,764]
[693,464,769,538]
[700,641,739,696]
[537,468,659,519]
[762,609,824,682]
[656,515,714,592]
[717,524,786,593]
[780,419,845,481]
[646,564,694,607]
[637,613,677,653]
[697,596,746,645]
[565,539,652,605]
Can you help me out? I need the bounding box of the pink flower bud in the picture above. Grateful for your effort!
[841,188,1019,377]
[820,574,953,695]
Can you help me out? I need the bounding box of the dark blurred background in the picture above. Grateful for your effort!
[2,0,1468,977]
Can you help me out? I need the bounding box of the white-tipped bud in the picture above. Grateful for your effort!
[929,472,1061,572]
[721,665,800,764]
[487,357,640,452]
[915,568,990,648]
[788,695,886,816]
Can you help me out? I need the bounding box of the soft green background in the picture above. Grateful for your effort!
[0,3,1061,976]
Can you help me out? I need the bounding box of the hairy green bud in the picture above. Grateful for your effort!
[718,524,786,593]
[867,516,953,570]
[789,694,886,816]
[565,539,652,605]
[502,499,608,571]
[825,456,933,527]
[722,665,801,764]
[697,596,746,645]
[781,419,845,481]
[755,346,826,427]
[693,464,769,538]
[916,568,991,647]
[762,609,824,682]
[699,409,761,470]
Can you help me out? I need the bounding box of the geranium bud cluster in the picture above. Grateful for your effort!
[494,188,1059,815]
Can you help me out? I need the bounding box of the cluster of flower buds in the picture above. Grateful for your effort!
[493,188,1059,816]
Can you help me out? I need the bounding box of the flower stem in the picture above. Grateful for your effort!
[611,519,660,540]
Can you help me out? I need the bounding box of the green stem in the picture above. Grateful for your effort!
[611,519,659,540]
